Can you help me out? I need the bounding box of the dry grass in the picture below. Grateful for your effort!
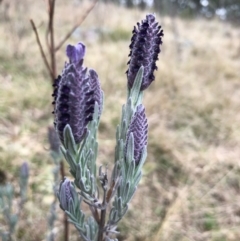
[0,0,240,241]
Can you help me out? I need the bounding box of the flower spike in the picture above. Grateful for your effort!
[125,104,148,164]
[53,42,102,144]
[126,14,164,91]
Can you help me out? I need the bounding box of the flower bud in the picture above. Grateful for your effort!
[126,14,164,91]
[58,178,77,211]
[125,105,148,164]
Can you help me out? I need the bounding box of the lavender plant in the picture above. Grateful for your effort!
[53,14,163,241]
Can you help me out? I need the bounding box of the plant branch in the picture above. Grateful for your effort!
[98,168,108,241]
[98,192,107,241]
[54,0,98,52]
[30,19,54,80]
[48,0,56,82]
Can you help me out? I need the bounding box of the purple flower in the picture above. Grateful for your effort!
[58,178,77,211]
[126,14,164,91]
[52,42,103,144]
[66,42,86,64]
[125,105,148,164]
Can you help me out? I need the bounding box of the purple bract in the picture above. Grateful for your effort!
[66,42,86,64]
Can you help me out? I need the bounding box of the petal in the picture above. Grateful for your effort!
[66,42,86,64]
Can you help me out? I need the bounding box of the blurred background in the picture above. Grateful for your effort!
[0,0,240,240]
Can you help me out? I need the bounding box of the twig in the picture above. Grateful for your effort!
[45,27,51,62]
[98,198,107,241]
[45,0,51,58]
[60,160,69,241]
[30,19,54,80]
[48,0,56,82]
[54,0,98,52]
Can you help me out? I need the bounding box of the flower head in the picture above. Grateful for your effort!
[58,178,77,211]
[125,104,148,164]
[52,42,103,144]
[126,14,164,91]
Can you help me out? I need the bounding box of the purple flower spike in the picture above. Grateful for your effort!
[54,64,94,144]
[66,42,86,64]
[126,14,164,91]
[125,105,148,164]
[58,178,76,211]
[53,42,102,144]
